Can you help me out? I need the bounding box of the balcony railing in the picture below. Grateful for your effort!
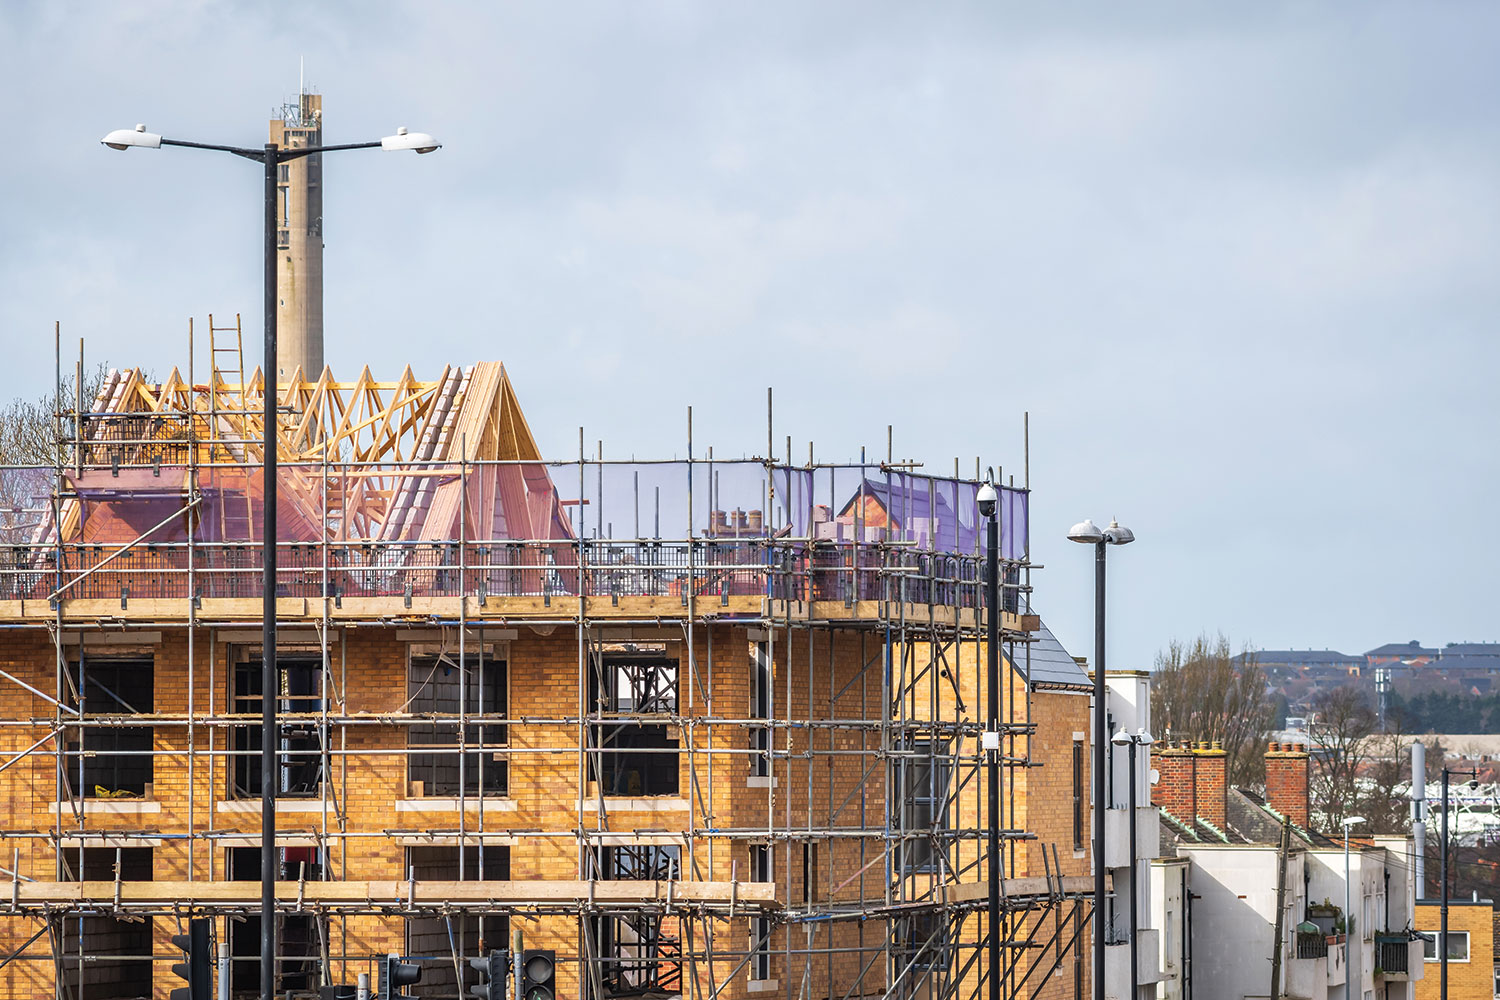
[1376,935,1410,975]
[1296,932,1329,960]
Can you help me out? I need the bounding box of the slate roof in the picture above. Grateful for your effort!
[1250,649,1362,666]
[1366,641,1438,657]
[1443,642,1500,658]
[1007,621,1092,692]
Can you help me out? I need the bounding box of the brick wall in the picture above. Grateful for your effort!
[0,623,1086,1000]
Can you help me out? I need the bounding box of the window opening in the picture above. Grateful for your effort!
[589,650,679,796]
[227,847,325,991]
[750,844,772,981]
[65,656,153,798]
[895,740,951,874]
[893,910,948,977]
[60,848,153,999]
[231,655,326,799]
[590,845,682,996]
[407,653,508,796]
[750,640,772,777]
[1072,739,1086,851]
[407,846,509,997]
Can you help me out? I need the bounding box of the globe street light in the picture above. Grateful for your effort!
[102,120,439,1000]
[1068,517,1134,1000]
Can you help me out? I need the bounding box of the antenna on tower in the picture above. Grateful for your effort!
[300,55,305,96]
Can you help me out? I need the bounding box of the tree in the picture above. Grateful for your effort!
[1307,684,1377,831]
[1358,727,1414,835]
[1151,633,1273,786]
[0,365,110,542]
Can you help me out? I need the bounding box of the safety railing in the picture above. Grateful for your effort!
[2,539,1024,614]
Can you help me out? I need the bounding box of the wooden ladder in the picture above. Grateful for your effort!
[207,314,255,542]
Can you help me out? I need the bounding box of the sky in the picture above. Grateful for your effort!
[2,2,1497,668]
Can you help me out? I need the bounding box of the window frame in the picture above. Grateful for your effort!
[1423,929,1470,963]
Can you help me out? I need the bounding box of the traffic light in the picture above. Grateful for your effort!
[381,953,423,1000]
[468,949,508,1000]
[168,918,211,1000]
[518,949,555,1000]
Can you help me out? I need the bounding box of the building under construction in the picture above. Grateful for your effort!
[0,322,1097,999]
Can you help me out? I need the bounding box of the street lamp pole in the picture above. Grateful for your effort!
[977,482,1001,1000]
[1067,518,1133,1000]
[102,122,440,1000]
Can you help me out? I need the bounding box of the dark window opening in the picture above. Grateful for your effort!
[894,910,948,974]
[407,846,510,997]
[232,657,326,799]
[750,641,772,777]
[1072,739,1086,851]
[802,842,818,905]
[407,654,508,796]
[60,848,153,999]
[589,655,679,796]
[750,844,772,981]
[65,657,153,799]
[895,740,951,874]
[227,846,324,991]
[589,845,682,997]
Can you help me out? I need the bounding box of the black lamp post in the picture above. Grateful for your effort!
[1067,517,1134,1000]
[1111,727,1153,1000]
[1439,765,1477,1000]
[101,121,439,1000]
[976,481,1001,1000]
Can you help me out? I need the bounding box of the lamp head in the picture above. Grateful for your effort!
[1136,728,1154,746]
[101,124,162,151]
[1103,518,1135,545]
[1343,815,1366,828]
[1067,518,1104,544]
[976,483,998,519]
[1110,729,1131,747]
[381,126,441,154]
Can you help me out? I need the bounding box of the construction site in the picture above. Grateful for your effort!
[0,317,1099,1000]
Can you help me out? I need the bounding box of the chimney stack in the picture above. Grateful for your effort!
[1264,741,1311,828]
[1194,740,1228,831]
[1150,739,1228,833]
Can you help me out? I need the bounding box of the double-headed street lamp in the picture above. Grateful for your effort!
[1110,727,1153,999]
[101,120,440,1000]
[1067,517,1133,1000]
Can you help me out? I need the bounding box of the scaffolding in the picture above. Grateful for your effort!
[0,326,1094,1000]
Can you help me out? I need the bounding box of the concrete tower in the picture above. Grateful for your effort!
[269,92,324,380]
